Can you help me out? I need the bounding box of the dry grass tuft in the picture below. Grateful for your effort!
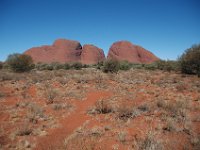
[133,131,163,150]
[16,123,32,136]
[94,99,113,114]
[26,102,44,123]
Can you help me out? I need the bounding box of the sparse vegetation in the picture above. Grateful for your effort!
[0,60,199,149]
[156,99,189,118]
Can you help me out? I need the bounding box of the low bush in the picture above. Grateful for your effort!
[71,62,83,70]
[155,60,179,72]
[131,64,144,69]
[35,62,68,70]
[143,60,179,72]
[51,62,64,70]
[102,59,120,73]
[144,63,157,70]
[35,62,84,70]
[6,53,34,72]
[119,60,132,71]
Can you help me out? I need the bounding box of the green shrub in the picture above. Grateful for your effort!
[50,62,64,70]
[131,63,144,69]
[155,60,179,72]
[71,62,82,70]
[35,62,83,70]
[102,59,120,73]
[179,44,200,75]
[35,62,65,70]
[6,53,34,72]
[144,63,157,70]
[119,60,131,71]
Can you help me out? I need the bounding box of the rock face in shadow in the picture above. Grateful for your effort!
[107,41,159,63]
[24,39,105,64]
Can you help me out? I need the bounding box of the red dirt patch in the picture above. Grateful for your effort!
[35,91,112,149]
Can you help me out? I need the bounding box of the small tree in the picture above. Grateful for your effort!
[6,53,34,72]
[179,44,200,75]
[102,59,120,73]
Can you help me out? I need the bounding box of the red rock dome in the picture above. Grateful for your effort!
[107,41,159,63]
[24,39,105,64]
[81,44,105,64]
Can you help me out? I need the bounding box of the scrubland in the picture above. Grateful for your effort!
[0,68,200,150]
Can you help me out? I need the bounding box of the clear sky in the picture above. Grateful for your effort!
[0,0,200,61]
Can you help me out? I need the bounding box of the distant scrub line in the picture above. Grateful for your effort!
[0,44,199,76]
[0,58,179,72]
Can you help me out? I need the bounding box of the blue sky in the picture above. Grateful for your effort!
[0,0,200,61]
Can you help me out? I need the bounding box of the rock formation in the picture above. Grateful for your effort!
[107,41,159,63]
[81,44,105,64]
[24,39,159,64]
[24,39,105,64]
